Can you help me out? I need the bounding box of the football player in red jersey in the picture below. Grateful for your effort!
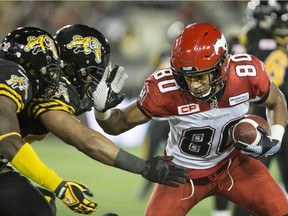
[93,22,288,216]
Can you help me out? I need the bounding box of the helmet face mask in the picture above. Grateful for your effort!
[184,72,214,98]
[172,59,225,102]
[64,62,107,98]
[38,63,61,99]
[55,24,111,99]
[1,27,62,100]
[171,23,227,103]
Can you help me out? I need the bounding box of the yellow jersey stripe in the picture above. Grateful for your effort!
[0,84,24,112]
[28,98,75,117]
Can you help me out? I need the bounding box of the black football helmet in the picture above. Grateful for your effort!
[269,1,288,48]
[248,1,271,19]
[0,27,62,99]
[54,24,111,98]
[246,0,274,26]
[171,23,228,103]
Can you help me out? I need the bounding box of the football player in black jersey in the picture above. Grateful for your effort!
[17,23,187,211]
[0,27,97,215]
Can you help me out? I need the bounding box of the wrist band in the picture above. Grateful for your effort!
[114,149,146,174]
[271,124,285,142]
[94,109,111,120]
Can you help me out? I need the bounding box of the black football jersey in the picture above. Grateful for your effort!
[245,26,288,103]
[0,59,33,112]
[18,75,93,141]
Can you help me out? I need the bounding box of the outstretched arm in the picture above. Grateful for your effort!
[40,109,188,187]
[0,96,97,214]
[92,64,149,135]
[262,82,287,130]
[54,62,188,186]
[95,101,149,135]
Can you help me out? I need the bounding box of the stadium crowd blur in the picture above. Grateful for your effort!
[1,1,286,214]
[0,1,246,102]
[0,0,251,198]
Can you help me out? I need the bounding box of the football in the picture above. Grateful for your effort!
[232,114,271,147]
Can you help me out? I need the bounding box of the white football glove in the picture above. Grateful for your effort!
[93,64,128,112]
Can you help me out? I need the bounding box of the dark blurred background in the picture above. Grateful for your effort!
[0,1,247,98]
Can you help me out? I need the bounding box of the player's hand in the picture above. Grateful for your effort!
[54,181,97,214]
[93,64,128,112]
[234,126,281,158]
[141,156,189,187]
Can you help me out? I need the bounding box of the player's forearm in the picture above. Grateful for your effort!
[95,108,128,135]
[266,92,287,128]
[266,106,286,142]
[95,101,149,135]
[11,142,63,191]
[272,98,287,128]
[266,107,287,128]
[76,134,145,171]
[265,82,287,127]
[78,134,121,166]
[265,86,287,142]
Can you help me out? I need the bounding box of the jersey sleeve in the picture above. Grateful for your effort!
[0,60,32,113]
[26,76,94,118]
[27,98,75,118]
[27,76,78,118]
[137,79,158,118]
[247,55,271,102]
[137,69,180,118]
[227,54,271,103]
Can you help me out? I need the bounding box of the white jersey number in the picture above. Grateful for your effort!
[231,54,257,77]
[153,69,179,93]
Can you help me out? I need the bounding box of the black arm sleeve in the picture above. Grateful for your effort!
[114,149,146,174]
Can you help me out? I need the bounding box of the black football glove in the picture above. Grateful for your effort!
[93,64,128,112]
[54,181,97,214]
[141,156,189,187]
[234,126,281,158]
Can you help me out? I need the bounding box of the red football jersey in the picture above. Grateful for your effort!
[137,54,271,173]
